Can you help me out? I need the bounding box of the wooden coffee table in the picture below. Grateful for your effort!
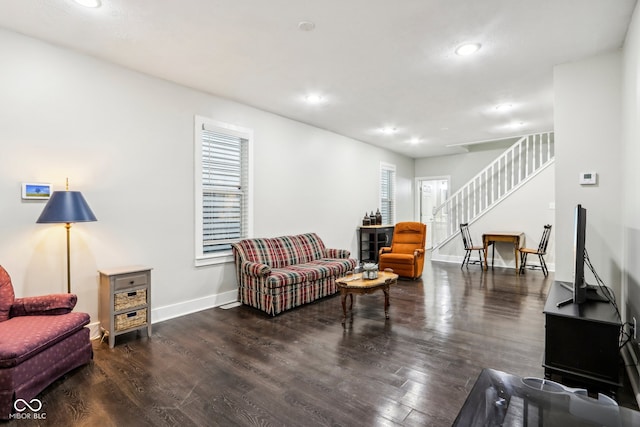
[336,271,399,323]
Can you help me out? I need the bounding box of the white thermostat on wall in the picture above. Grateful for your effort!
[579,172,597,185]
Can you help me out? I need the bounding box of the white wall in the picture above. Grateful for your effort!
[622,3,640,339]
[0,28,414,329]
[415,146,510,194]
[553,51,623,296]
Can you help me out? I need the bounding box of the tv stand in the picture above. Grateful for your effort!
[556,282,610,307]
[544,281,622,392]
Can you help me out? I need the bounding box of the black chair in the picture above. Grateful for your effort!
[460,223,484,269]
[519,225,552,276]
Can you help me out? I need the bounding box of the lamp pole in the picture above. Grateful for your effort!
[65,222,71,293]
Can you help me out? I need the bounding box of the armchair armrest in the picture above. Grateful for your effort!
[379,246,392,255]
[10,293,77,317]
[414,248,425,257]
[240,260,271,277]
[325,248,350,259]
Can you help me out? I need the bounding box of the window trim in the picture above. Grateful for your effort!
[379,162,396,225]
[194,116,253,266]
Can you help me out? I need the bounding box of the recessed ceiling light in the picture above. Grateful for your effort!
[495,103,513,112]
[380,127,397,135]
[73,0,101,7]
[455,43,481,56]
[305,94,324,104]
[298,21,316,31]
[507,121,525,129]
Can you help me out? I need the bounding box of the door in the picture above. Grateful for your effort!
[416,177,449,249]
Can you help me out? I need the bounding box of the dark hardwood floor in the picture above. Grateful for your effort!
[5,262,637,426]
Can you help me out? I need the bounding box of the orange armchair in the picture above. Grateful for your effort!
[378,222,427,279]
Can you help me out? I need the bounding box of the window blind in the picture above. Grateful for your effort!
[201,128,249,253]
[380,164,396,225]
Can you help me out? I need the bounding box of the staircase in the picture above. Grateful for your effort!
[431,132,555,249]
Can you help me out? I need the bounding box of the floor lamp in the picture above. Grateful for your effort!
[36,183,97,293]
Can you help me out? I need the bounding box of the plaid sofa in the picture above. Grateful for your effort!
[232,233,357,316]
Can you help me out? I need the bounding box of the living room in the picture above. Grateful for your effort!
[1,0,640,425]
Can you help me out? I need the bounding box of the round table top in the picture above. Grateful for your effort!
[336,271,398,289]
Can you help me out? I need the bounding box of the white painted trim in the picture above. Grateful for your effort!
[150,289,238,324]
[194,115,254,266]
[414,175,451,222]
[195,253,234,267]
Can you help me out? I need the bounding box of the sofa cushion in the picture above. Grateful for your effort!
[265,258,356,289]
[0,312,90,368]
[234,238,281,267]
[277,234,326,265]
[234,233,327,268]
[390,222,426,254]
[379,253,416,265]
[0,266,15,323]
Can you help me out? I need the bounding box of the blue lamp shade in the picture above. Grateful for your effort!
[36,191,97,224]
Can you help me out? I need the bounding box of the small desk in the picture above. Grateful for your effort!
[482,231,524,272]
[336,271,398,323]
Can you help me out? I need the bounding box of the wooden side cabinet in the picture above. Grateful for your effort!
[357,225,394,264]
[543,281,621,391]
[98,266,152,348]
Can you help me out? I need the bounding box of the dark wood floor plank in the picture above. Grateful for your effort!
[6,261,637,426]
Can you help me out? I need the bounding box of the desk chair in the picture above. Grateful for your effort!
[518,224,552,276]
[460,223,484,269]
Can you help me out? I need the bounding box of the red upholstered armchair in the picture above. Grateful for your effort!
[378,222,427,279]
[0,266,92,419]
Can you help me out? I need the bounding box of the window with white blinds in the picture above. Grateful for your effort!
[195,117,252,265]
[380,162,396,225]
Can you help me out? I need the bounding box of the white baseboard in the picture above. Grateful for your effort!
[91,290,238,340]
[150,289,238,324]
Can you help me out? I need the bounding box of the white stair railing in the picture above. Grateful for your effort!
[431,132,554,249]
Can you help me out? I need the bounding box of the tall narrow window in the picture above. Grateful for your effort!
[195,116,252,265]
[380,162,396,225]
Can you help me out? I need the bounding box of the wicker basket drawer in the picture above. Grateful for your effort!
[114,289,147,311]
[114,308,147,332]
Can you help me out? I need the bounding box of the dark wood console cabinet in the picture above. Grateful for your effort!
[357,225,394,264]
[543,281,621,391]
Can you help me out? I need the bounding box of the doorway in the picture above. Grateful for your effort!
[415,176,450,249]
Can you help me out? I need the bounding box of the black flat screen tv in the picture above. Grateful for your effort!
[573,204,588,304]
[557,204,608,307]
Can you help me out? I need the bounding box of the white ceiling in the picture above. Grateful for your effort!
[0,0,636,158]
